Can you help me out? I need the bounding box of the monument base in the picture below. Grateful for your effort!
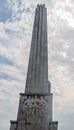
[10,121,58,130]
[17,93,52,123]
[10,93,58,130]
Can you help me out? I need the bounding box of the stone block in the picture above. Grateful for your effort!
[49,121,58,130]
[17,93,52,123]
[10,121,17,130]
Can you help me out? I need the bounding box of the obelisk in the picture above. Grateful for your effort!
[10,4,58,130]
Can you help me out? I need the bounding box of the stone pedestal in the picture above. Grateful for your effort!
[10,93,58,130]
[10,120,58,130]
[17,93,52,123]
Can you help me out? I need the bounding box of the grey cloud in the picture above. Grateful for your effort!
[0,73,18,81]
[59,27,74,41]
[0,55,14,66]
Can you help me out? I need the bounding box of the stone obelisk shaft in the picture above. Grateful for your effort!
[10,5,58,130]
[25,4,48,93]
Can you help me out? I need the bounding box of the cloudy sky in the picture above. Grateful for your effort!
[0,0,74,130]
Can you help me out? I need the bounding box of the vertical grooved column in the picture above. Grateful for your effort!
[25,4,48,94]
[40,5,46,91]
[32,5,40,90]
[43,8,48,87]
[35,5,42,88]
[25,7,39,89]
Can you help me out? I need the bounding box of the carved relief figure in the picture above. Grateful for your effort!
[18,95,49,120]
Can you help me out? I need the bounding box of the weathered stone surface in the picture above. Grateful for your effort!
[10,121,17,130]
[49,122,58,130]
[17,93,52,123]
[17,123,49,130]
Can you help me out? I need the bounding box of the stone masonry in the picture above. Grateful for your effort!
[10,4,58,130]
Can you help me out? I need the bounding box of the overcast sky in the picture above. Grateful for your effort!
[0,0,74,130]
